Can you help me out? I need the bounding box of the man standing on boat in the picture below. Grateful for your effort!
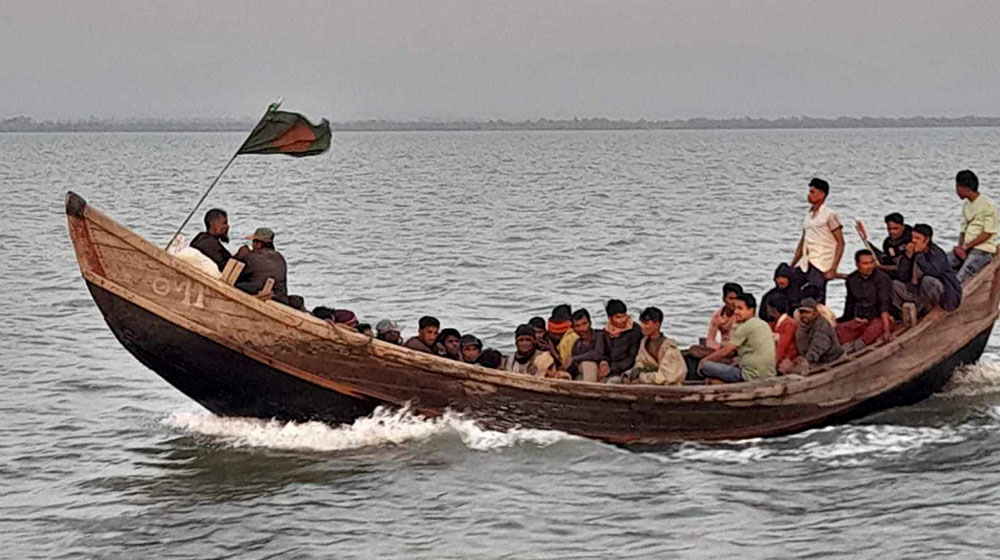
[949,169,998,283]
[791,178,845,303]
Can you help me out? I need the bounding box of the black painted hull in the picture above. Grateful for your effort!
[88,281,380,424]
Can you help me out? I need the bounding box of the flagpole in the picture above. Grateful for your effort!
[164,100,282,250]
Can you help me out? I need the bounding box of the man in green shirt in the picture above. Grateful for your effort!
[698,293,777,383]
[949,169,998,283]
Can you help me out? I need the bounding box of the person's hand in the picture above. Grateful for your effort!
[953,246,968,260]
[697,358,706,373]
[855,220,869,241]
[882,330,894,343]
[236,245,250,258]
[598,361,611,377]
[857,318,869,325]
[904,242,916,258]
[824,268,838,280]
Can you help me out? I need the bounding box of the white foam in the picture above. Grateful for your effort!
[164,406,574,452]
[937,362,1000,398]
[667,424,969,467]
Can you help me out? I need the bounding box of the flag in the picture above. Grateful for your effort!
[237,109,331,157]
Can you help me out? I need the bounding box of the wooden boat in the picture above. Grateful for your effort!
[66,191,1000,446]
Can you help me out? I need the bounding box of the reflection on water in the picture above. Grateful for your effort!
[6,129,1000,558]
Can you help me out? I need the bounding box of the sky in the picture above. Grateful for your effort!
[2,0,999,121]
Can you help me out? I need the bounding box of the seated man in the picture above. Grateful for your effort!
[356,323,373,337]
[698,294,776,383]
[504,324,560,378]
[476,348,503,369]
[601,299,643,381]
[190,208,234,272]
[689,283,743,358]
[333,309,359,330]
[759,264,799,320]
[375,319,403,344]
[622,306,686,385]
[795,284,837,328]
[234,227,288,303]
[765,294,798,366]
[568,308,604,381]
[459,335,483,363]
[435,328,462,360]
[857,212,911,278]
[836,249,894,352]
[790,298,843,372]
[893,224,962,315]
[949,169,997,283]
[404,316,440,354]
[545,304,579,370]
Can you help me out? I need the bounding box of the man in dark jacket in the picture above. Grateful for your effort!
[190,208,234,271]
[234,227,288,303]
[836,249,895,351]
[794,298,843,368]
[892,223,961,314]
[856,212,912,279]
[600,299,643,380]
[759,263,800,320]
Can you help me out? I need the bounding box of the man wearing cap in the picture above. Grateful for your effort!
[949,169,998,283]
[375,319,403,345]
[793,297,843,371]
[791,178,845,304]
[459,335,483,363]
[235,227,288,304]
[504,324,556,377]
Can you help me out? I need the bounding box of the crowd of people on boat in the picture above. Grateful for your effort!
[178,169,996,385]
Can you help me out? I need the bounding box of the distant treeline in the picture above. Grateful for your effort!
[4,115,1000,133]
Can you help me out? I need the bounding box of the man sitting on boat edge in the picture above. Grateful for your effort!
[618,306,686,385]
[404,316,440,354]
[190,208,235,272]
[892,224,962,316]
[949,169,998,284]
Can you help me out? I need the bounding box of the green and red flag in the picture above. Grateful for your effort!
[237,106,331,157]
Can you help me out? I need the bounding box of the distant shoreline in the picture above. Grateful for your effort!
[3,115,1000,133]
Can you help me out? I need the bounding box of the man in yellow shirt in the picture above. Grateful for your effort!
[949,169,998,283]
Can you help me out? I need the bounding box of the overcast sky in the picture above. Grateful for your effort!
[3,0,999,121]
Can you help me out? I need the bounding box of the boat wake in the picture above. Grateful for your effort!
[936,361,1000,398]
[164,406,576,453]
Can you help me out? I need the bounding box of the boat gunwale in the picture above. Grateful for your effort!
[66,191,1000,405]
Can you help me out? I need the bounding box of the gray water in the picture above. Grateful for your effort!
[4,129,1000,559]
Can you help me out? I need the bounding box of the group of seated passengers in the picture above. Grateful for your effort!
[183,170,996,386]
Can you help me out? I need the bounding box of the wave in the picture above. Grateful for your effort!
[163,406,575,453]
[662,423,975,467]
[936,362,1000,398]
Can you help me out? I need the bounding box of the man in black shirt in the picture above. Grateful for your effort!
[836,249,894,351]
[235,227,288,304]
[855,212,912,279]
[190,208,235,272]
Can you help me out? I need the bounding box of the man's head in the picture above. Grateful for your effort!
[808,178,830,205]
[638,306,663,338]
[437,328,462,356]
[376,319,402,344]
[287,295,305,311]
[514,324,537,355]
[884,212,906,240]
[333,309,358,328]
[417,316,440,346]
[733,293,756,322]
[528,316,547,342]
[774,264,792,289]
[605,299,629,328]
[855,249,877,277]
[956,169,979,199]
[571,308,592,336]
[547,304,573,340]
[246,227,275,250]
[460,335,483,363]
[476,348,503,369]
[312,306,334,320]
[204,208,229,242]
[912,223,934,253]
[797,297,819,324]
[722,282,744,309]
[766,293,790,322]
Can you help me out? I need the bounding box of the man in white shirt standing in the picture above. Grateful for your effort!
[791,178,845,303]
